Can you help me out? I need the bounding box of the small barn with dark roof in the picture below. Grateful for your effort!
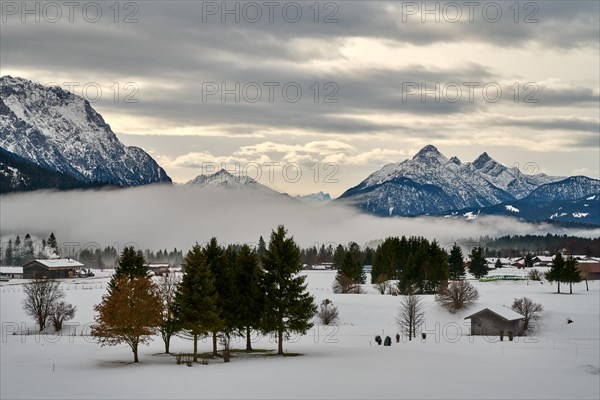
[22,258,84,279]
[464,306,525,336]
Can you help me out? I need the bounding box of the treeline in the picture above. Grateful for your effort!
[92,225,316,363]
[78,247,184,268]
[370,236,450,294]
[459,234,600,257]
[300,242,374,266]
[1,233,59,265]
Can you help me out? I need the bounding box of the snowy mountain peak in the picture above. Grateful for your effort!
[449,156,462,165]
[412,144,447,163]
[296,191,332,204]
[185,169,284,198]
[0,76,171,188]
[472,152,495,169]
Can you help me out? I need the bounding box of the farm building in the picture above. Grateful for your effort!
[22,258,84,279]
[0,266,23,280]
[464,306,525,336]
[577,258,600,280]
[144,263,170,276]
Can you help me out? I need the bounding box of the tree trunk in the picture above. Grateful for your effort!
[278,328,284,355]
[557,281,561,294]
[212,332,218,357]
[570,283,573,294]
[193,334,198,362]
[133,342,139,363]
[585,278,589,291]
[245,326,252,352]
[164,335,170,354]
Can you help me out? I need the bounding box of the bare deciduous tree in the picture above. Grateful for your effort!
[511,297,543,333]
[436,280,479,313]
[373,274,391,295]
[157,272,181,353]
[316,299,339,325]
[49,301,76,332]
[527,269,542,281]
[396,294,425,341]
[22,278,65,331]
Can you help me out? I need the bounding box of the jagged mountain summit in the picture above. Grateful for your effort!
[337,145,572,217]
[0,76,171,189]
[296,191,332,204]
[185,169,283,196]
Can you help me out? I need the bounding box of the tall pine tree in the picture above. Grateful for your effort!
[109,246,147,292]
[173,245,221,362]
[232,244,265,352]
[448,244,465,280]
[546,252,565,293]
[261,226,316,355]
[468,247,488,279]
[562,256,582,294]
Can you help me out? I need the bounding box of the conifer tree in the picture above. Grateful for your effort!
[5,239,13,265]
[257,236,266,259]
[13,235,22,265]
[494,259,503,269]
[261,226,316,355]
[468,247,488,278]
[546,252,565,293]
[173,245,221,362]
[562,256,582,294]
[232,244,264,352]
[524,253,534,269]
[47,233,58,256]
[23,234,34,263]
[109,246,147,292]
[448,244,465,280]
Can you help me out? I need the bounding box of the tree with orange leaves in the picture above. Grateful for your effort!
[92,276,162,363]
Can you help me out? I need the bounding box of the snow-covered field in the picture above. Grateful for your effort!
[1,272,599,399]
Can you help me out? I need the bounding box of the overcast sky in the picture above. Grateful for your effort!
[1,0,599,196]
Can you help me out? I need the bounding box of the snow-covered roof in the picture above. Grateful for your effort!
[0,266,23,274]
[32,259,84,268]
[465,306,524,321]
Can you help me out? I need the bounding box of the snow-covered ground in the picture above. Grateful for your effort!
[1,272,599,399]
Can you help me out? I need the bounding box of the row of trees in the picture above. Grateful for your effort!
[92,226,317,363]
[546,253,582,294]
[2,233,59,265]
[370,236,449,294]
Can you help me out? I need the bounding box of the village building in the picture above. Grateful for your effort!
[0,266,23,280]
[22,258,84,279]
[464,306,525,336]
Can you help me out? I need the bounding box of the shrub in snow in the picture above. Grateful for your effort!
[373,274,391,295]
[375,335,382,345]
[316,299,339,325]
[528,269,542,281]
[384,336,391,346]
[511,297,543,333]
[395,333,400,343]
[333,274,364,294]
[435,280,479,313]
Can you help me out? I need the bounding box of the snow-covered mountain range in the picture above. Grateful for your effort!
[185,169,284,197]
[0,76,171,189]
[295,191,331,204]
[338,145,599,225]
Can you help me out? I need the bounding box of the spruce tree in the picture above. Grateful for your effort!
[546,253,565,293]
[5,239,13,265]
[204,237,232,356]
[257,236,266,259]
[261,226,316,355]
[23,234,34,263]
[562,256,582,294]
[336,243,366,285]
[468,247,488,279]
[448,244,465,280]
[47,233,58,255]
[109,246,147,291]
[524,253,534,269]
[494,259,503,270]
[232,244,264,352]
[14,235,22,265]
[173,245,221,362]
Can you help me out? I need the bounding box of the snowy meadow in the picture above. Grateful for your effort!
[1,271,599,400]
